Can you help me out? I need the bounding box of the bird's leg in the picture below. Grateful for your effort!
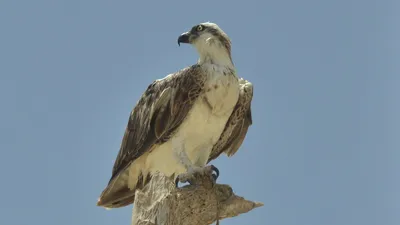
[175,164,220,187]
[172,138,219,187]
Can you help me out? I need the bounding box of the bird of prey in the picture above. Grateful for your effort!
[97,22,253,208]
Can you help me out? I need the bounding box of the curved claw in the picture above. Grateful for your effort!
[175,174,191,188]
[175,176,180,187]
[210,165,220,181]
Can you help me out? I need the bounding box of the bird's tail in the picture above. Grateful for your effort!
[97,170,137,209]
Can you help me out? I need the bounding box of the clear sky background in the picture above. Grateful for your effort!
[0,0,398,225]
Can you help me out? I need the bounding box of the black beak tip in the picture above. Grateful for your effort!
[177,32,190,46]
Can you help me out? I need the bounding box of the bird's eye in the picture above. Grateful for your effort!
[196,25,203,31]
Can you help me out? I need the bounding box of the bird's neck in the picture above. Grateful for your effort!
[196,45,234,69]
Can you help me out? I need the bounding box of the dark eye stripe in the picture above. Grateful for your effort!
[207,28,219,36]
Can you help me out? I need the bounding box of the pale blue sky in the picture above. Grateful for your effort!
[0,0,398,225]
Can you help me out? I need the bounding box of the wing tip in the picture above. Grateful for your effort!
[96,192,136,209]
[96,198,111,209]
[96,171,151,209]
[96,178,136,209]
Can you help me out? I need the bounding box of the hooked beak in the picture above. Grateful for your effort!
[177,32,191,46]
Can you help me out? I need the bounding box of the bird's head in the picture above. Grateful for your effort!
[178,22,233,67]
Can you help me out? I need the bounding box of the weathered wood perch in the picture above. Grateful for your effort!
[131,170,263,225]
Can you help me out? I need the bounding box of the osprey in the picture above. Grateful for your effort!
[97,22,253,208]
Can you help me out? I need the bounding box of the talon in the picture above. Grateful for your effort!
[175,176,180,187]
[175,173,192,188]
[210,165,219,181]
[212,173,218,181]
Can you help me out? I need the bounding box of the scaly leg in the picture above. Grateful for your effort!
[172,137,219,187]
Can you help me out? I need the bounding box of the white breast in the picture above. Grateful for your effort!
[203,65,239,116]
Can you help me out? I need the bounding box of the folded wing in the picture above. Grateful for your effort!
[208,78,253,162]
[97,65,205,208]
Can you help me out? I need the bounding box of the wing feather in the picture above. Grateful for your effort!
[97,65,205,208]
[208,78,254,162]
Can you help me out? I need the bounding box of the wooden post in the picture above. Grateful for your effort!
[131,171,263,225]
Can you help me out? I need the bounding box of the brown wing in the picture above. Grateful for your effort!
[208,78,253,163]
[97,65,205,208]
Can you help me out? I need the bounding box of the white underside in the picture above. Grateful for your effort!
[127,65,239,190]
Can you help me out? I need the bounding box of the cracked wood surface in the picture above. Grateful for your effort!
[131,171,263,225]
